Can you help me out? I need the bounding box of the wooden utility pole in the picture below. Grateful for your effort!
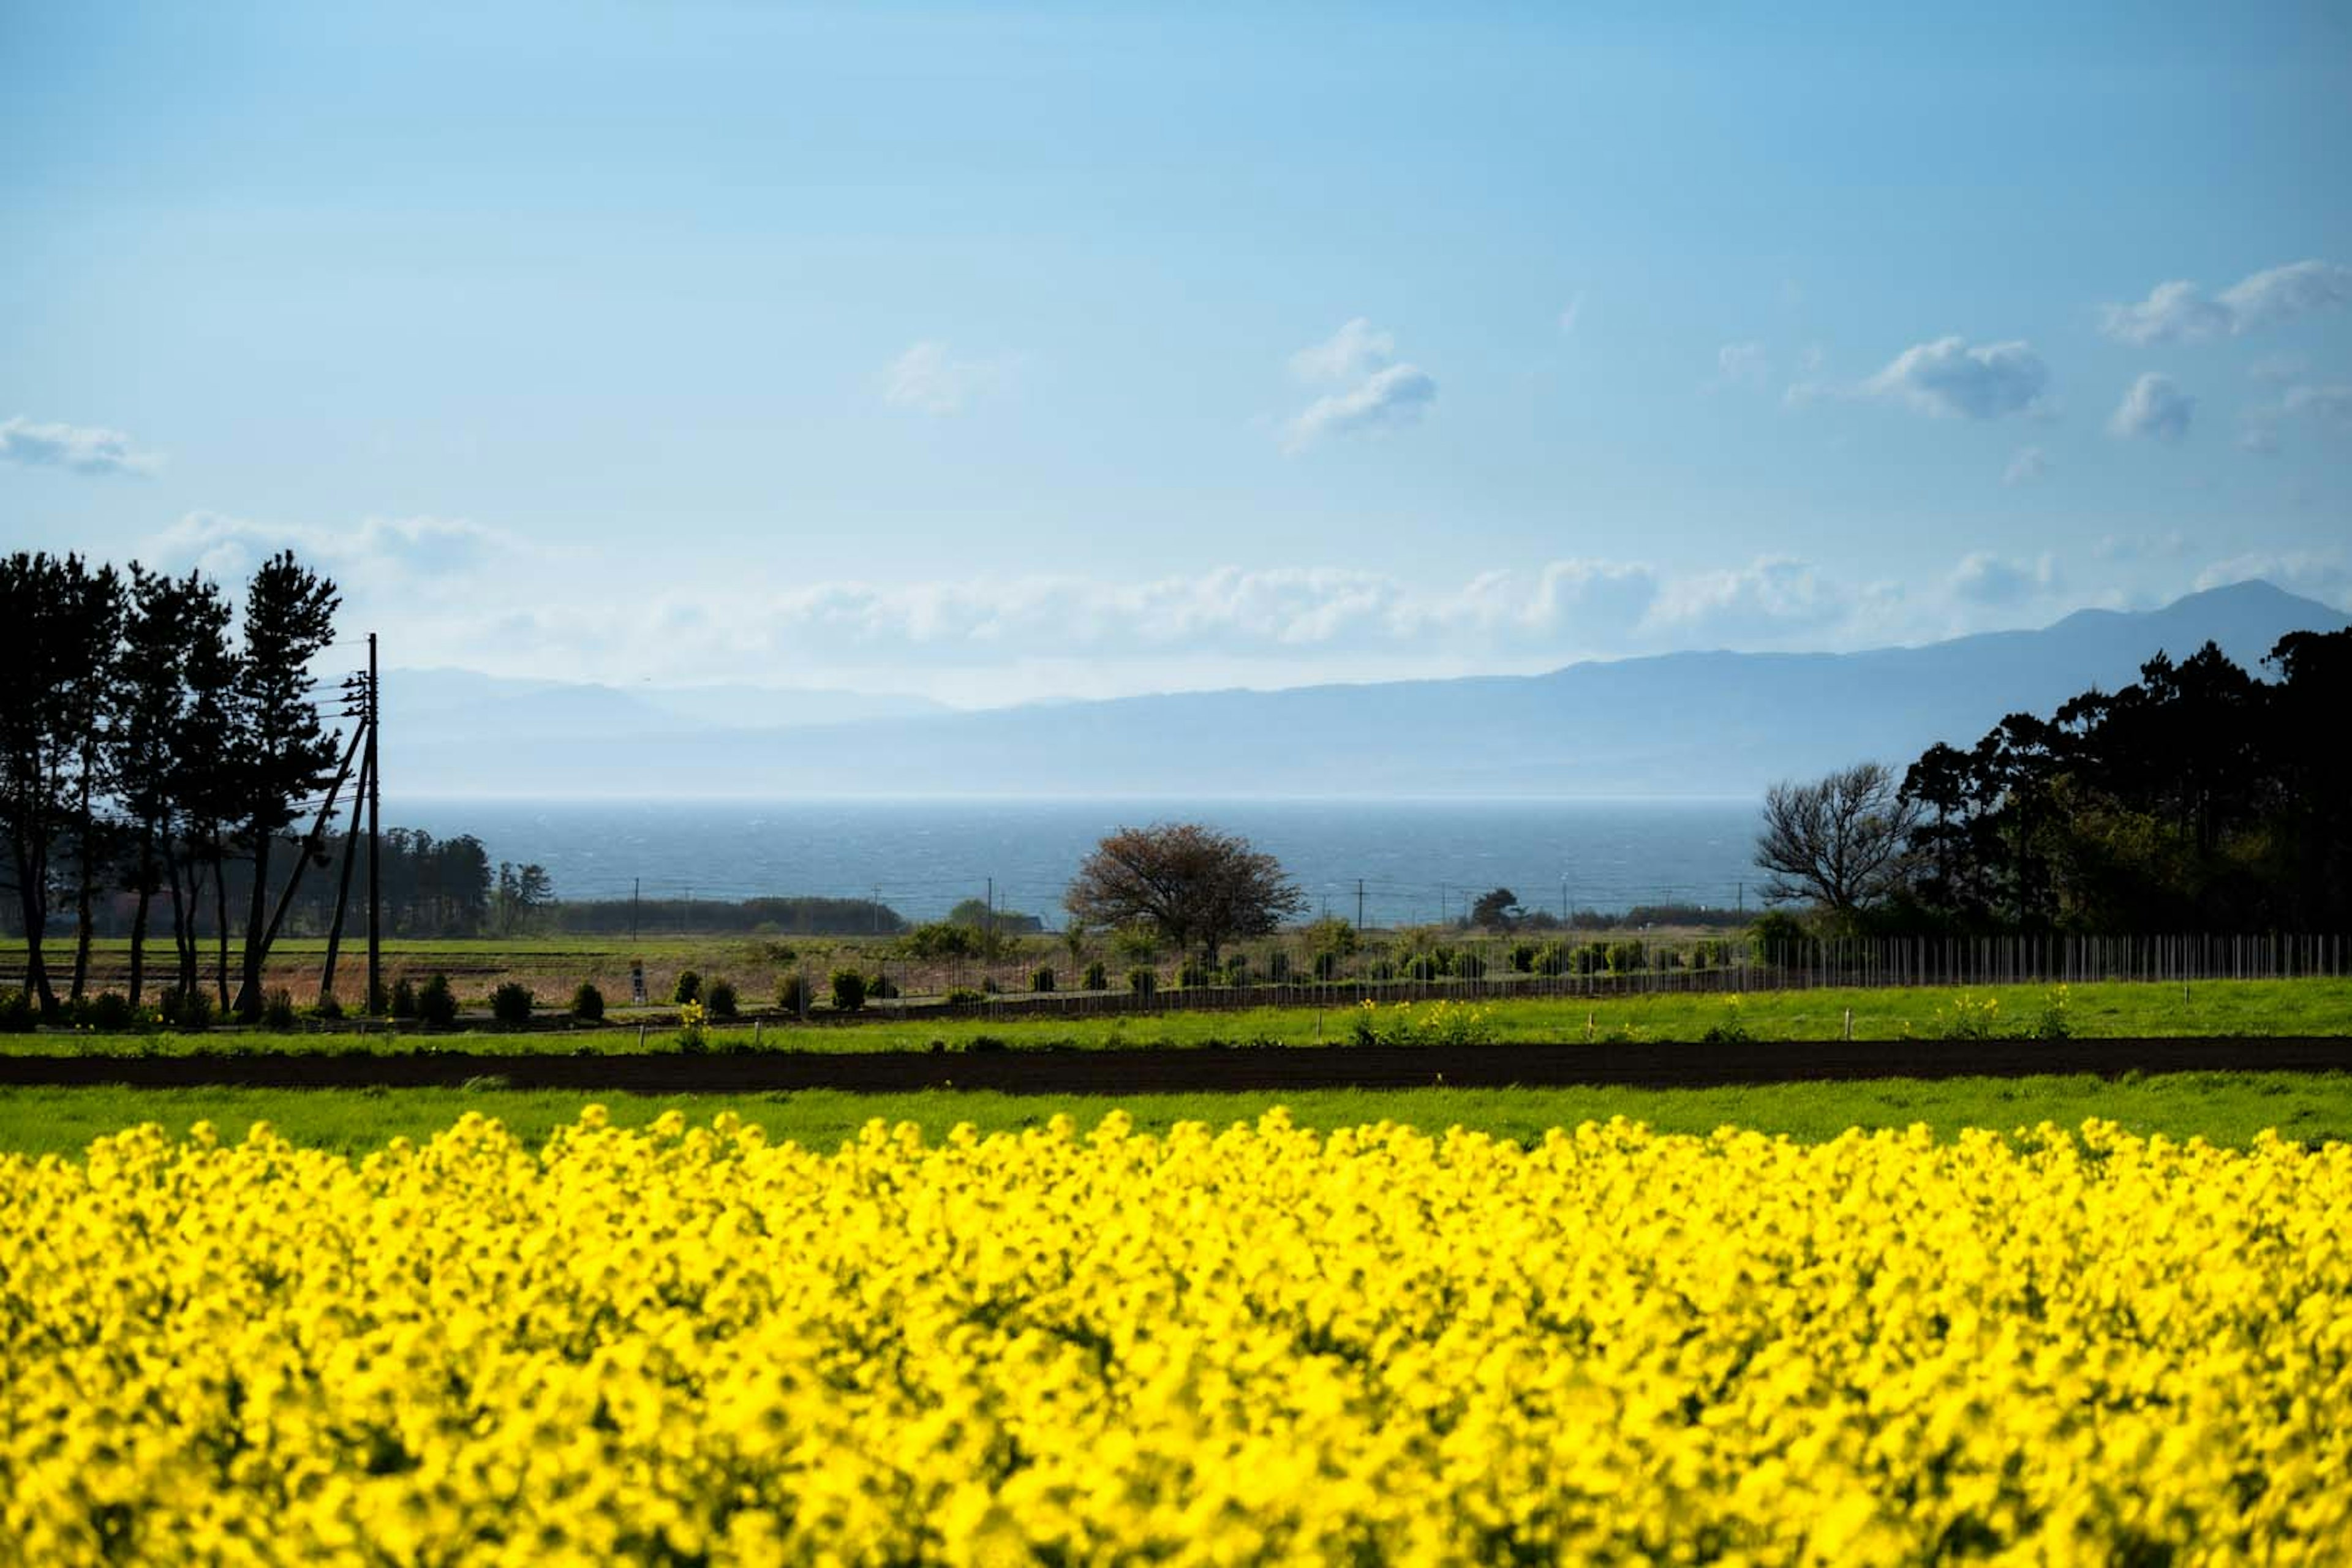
[365,632,381,1017]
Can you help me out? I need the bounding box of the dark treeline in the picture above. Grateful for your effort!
[1,829,500,945]
[1762,628,2352,935]
[1,548,358,1016]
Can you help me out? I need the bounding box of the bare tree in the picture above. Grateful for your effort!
[1065,822,1306,966]
[1754,761,1920,916]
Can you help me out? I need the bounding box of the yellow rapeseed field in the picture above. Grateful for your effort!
[4,1109,2348,1564]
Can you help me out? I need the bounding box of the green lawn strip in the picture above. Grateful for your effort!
[13,978,2351,1057]
[3,1072,2346,1161]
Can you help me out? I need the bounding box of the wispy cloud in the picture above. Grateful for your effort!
[2002,446,2050,486]
[1556,293,1586,336]
[0,415,158,477]
[150,511,515,588]
[2100,259,2352,345]
[1860,337,2049,420]
[2108,373,2194,444]
[1283,318,1436,450]
[1950,551,2058,605]
[1709,341,1768,390]
[880,341,1008,415]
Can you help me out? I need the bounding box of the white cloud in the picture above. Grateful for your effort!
[2238,418,2281,456]
[1283,320,1436,450]
[1638,557,1852,644]
[2108,373,2194,444]
[149,512,513,588]
[1556,293,1585,336]
[1861,337,2049,420]
[2099,259,2352,345]
[1710,341,1768,390]
[0,415,157,477]
[1289,318,1396,383]
[2002,446,2050,486]
[880,341,1007,415]
[1950,551,2058,606]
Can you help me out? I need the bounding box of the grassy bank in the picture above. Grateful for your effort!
[13,976,2351,1057]
[2,1071,2346,1159]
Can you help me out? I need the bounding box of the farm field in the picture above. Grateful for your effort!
[13,976,2352,1056]
[5,1103,2346,1561]
[4,1070,2348,1158]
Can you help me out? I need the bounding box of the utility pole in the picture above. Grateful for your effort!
[364,632,380,1018]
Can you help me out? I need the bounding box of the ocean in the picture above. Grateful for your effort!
[394,797,1764,929]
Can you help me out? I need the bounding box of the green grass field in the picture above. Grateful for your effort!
[3,1071,2346,1160]
[13,977,2350,1056]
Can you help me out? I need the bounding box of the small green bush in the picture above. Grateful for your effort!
[416,973,459,1028]
[1082,959,1108,990]
[87,991,137,1031]
[943,986,985,1006]
[390,978,418,1019]
[1030,965,1056,993]
[1403,954,1440,982]
[164,989,217,1031]
[867,973,899,1000]
[671,970,702,1005]
[2029,985,2073,1040]
[705,979,739,1019]
[0,988,35,1033]
[1605,941,1644,975]
[1509,942,1539,974]
[1365,959,1396,982]
[1453,952,1487,979]
[491,982,534,1026]
[314,995,345,1022]
[1313,951,1341,981]
[980,977,1001,995]
[1747,910,1809,966]
[1175,961,1208,989]
[571,982,606,1022]
[1534,941,1568,976]
[1264,951,1291,982]
[777,972,812,1013]
[262,989,299,1031]
[829,969,867,1012]
[1126,967,1157,998]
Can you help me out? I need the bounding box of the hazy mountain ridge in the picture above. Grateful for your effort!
[385,582,2348,799]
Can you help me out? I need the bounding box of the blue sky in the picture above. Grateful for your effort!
[4,1,2348,704]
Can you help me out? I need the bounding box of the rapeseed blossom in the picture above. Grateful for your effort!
[2,1109,2346,1563]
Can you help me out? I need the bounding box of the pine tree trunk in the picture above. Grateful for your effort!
[128,826,157,1006]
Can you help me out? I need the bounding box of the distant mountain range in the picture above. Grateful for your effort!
[384,581,2350,800]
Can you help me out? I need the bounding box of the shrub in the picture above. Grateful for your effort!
[1931,992,2003,1041]
[1313,951,1342,981]
[491,982,535,1027]
[980,978,1001,995]
[1573,943,1607,976]
[570,982,606,1022]
[1126,967,1157,998]
[416,974,459,1029]
[165,989,217,1031]
[390,978,418,1020]
[88,992,137,1031]
[1366,959,1396,982]
[1747,910,1809,966]
[778,973,812,1014]
[314,995,345,1022]
[1453,952,1487,979]
[1403,954,1440,982]
[1351,999,1498,1047]
[0,988,34,1033]
[829,969,867,1013]
[705,979,739,1020]
[1509,942,1539,974]
[1534,941,1568,977]
[1605,941,1644,975]
[1264,950,1291,982]
[262,989,300,1032]
[1700,998,1754,1044]
[2029,984,2073,1041]
[867,973,899,1000]
[1082,959,1107,990]
[675,998,708,1053]
[671,970,703,1006]
[943,986,985,1006]
[1030,965,1056,993]
[1222,954,1249,986]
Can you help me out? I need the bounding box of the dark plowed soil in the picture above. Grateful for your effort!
[1,1038,2343,1093]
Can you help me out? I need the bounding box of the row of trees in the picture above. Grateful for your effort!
[1,549,349,1016]
[1756,628,2352,933]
